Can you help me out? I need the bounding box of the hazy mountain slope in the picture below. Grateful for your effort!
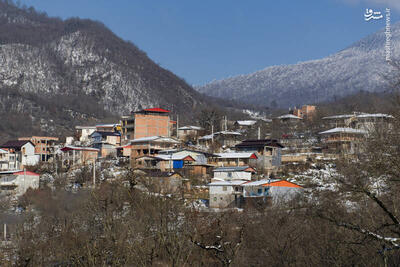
[0,1,204,139]
[197,22,400,108]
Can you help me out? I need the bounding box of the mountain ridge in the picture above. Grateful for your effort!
[0,1,205,139]
[197,22,400,108]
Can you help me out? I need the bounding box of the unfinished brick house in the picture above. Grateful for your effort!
[18,136,59,162]
[121,108,173,142]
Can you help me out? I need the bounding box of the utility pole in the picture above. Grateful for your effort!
[24,168,26,192]
[258,127,261,139]
[225,116,227,131]
[211,124,214,143]
[3,223,6,240]
[176,115,179,139]
[93,159,96,188]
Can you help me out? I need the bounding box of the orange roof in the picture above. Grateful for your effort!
[262,180,302,188]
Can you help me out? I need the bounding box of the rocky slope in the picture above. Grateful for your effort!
[197,22,400,108]
[0,1,204,139]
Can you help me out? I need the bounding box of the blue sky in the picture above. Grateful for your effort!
[19,0,400,85]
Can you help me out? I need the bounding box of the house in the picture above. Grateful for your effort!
[0,170,40,197]
[208,179,247,209]
[293,105,316,120]
[88,131,121,158]
[134,152,201,173]
[130,136,181,159]
[235,139,284,175]
[208,179,303,209]
[198,131,242,149]
[120,114,135,142]
[322,112,394,133]
[75,126,97,143]
[319,127,367,155]
[0,140,39,170]
[234,120,257,129]
[212,152,258,167]
[155,154,195,170]
[143,170,184,194]
[242,179,303,203]
[18,136,59,162]
[185,163,215,178]
[60,146,99,167]
[158,149,213,164]
[213,166,256,181]
[90,131,121,146]
[177,126,204,141]
[133,154,195,171]
[157,149,216,178]
[0,149,9,171]
[121,108,173,142]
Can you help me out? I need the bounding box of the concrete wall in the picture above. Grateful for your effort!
[209,185,235,208]
[268,187,303,203]
[14,174,39,196]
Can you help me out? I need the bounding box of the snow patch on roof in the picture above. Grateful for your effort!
[235,120,257,126]
[215,152,256,159]
[319,127,367,135]
[277,114,302,120]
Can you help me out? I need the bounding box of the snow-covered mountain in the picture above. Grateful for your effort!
[197,22,400,108]
[0,1,204,139]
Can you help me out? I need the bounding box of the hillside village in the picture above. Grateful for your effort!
[3,1,400,263]
[0,105,393,210]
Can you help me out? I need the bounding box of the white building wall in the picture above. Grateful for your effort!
[213,171,251,180]
[209,185,235,208]
[80,128,96,142]
[21,143,39,166]
[14,174,40,196]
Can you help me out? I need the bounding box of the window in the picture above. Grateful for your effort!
[227,172,232,178]
[257,188,262,195]
[222,186,227,191]
[213,197,217,201]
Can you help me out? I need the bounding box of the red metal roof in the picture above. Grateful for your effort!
[143,108,170,113]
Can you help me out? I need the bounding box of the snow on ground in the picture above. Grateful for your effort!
[288,163,340,192]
